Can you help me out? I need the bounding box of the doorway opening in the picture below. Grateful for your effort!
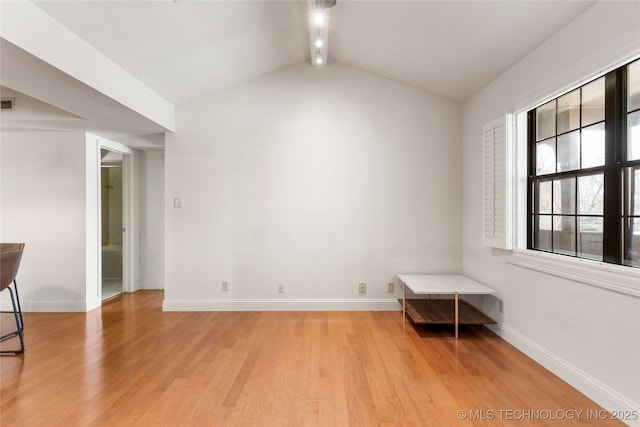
[101,149,124,300]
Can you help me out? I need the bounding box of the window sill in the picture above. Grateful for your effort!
[505,250,640,297]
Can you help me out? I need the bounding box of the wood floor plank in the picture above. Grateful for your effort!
[0,291,625,426]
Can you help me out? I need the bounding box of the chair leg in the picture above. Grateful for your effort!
[0,281,25,354]
[13,279,24,334]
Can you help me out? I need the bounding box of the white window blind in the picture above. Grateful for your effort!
[482,115,512,250]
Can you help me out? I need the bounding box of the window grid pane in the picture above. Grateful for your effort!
[533,214,552,252]
[553,178,575,215]
[629,60,640,161]
[628,110,640,161]
[553,215,576,256]
[557,89,580,134]
[537,181,552,214]
[582,122,605,168]
[529,60,638,268]
[536,139,556,175]
[624,218,640,267]
[582,77,605,127]
[557,131,580,172]
[628,59,640,112]
[536,100,556,141]
[578,216,603,261]
[624,167,640,267]
[578,174,604,215]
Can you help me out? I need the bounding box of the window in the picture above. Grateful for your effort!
[528,59,640,268]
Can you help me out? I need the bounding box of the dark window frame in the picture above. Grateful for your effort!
[527,60,640,268]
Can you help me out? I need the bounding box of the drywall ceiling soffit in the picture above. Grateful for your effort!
[0,85,166,149]
[103,133,166,150]
[1,1,174,132]
[34,0,310,106]
[0,85,87,132]
[33,1,595,104]
[0,39,167,146]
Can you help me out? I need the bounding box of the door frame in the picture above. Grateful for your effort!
[98,138,135,299]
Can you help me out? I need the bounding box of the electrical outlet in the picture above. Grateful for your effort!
[278,283,285,294]
[358,282,366,294]
[498,299,504,313]
[221,281,229,291]
[387,282,394,293]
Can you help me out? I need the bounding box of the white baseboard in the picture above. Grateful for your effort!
[0,301,88,312]
[162,298,402,312]
[488,323,640,426]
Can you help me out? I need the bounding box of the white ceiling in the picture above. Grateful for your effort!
[33,0,595,106]
[34,0,309,106]
[329,1,595,102]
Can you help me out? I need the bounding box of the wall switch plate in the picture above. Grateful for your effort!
[173,197,182,209]
[387,282,394,293]
[358,282,366,294]
[278,283,285,294]
[222,281,229,291]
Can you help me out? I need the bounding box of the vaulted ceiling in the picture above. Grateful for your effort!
[1,1,597,147]
[34,0,595,106]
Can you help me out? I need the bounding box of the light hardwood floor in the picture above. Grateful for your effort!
[0,291,623,426]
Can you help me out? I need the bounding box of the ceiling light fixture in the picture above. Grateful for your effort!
[308,0,335,67]
[314,31,324,48]
[312,10,325,26]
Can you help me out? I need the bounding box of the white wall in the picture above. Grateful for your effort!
[462,1,640,419]
[164,62,462,310]
[0,131,89,311]
[138,149,164,290]
[1,119,162,310]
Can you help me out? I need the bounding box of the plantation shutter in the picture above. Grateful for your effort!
[482,116,512,249]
